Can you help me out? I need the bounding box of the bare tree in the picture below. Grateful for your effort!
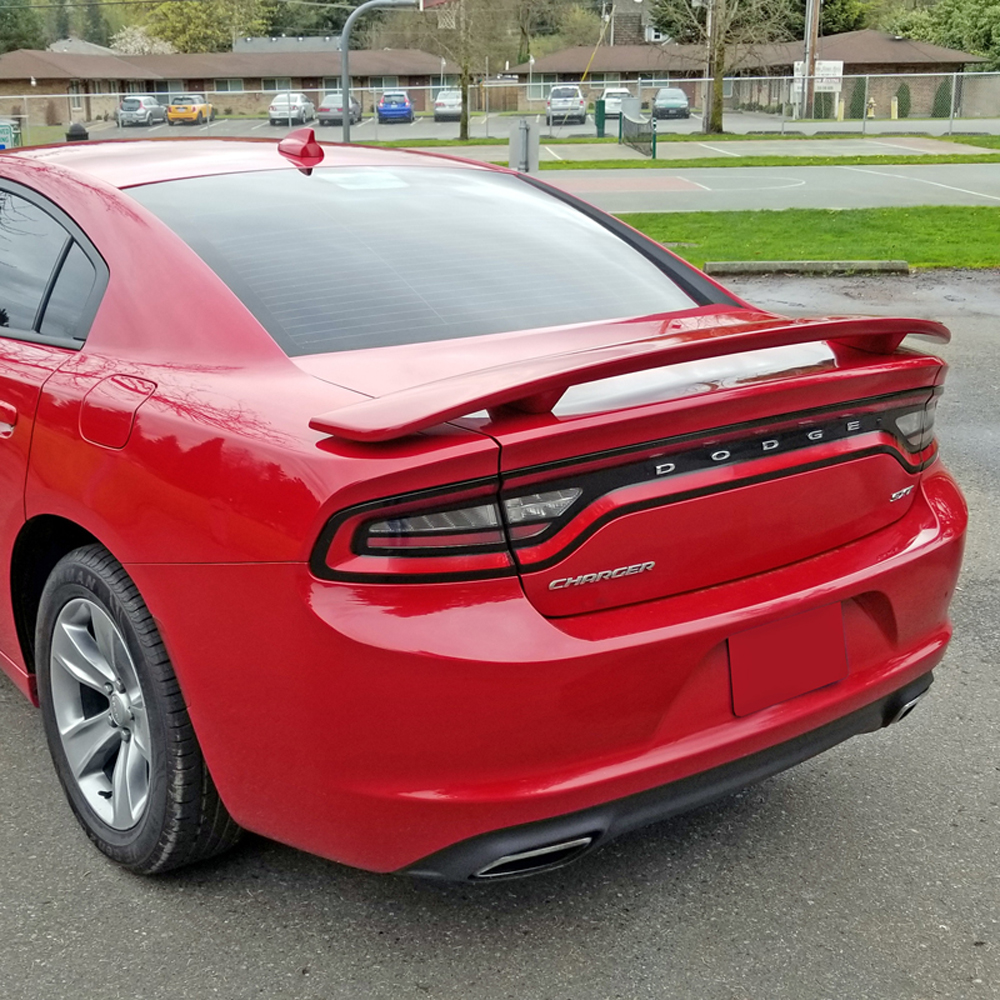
[652,0,797,133]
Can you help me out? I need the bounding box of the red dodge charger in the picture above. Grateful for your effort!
[0,134,966,880]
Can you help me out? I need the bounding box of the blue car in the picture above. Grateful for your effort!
[377,90,415,124]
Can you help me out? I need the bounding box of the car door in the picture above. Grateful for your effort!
[0,183,107,690]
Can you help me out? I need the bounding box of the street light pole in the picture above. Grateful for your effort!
[342,0,419,144]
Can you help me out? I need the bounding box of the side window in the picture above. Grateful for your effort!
[38,242,97,341]
[0,191,69,333]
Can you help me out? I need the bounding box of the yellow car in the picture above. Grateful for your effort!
[166,94,214,126]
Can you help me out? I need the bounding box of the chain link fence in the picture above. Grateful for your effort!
[1,71,998,148]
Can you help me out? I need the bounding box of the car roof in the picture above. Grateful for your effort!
[4,138,488,189]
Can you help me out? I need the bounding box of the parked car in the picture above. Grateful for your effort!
[268,92,315,126]
[0,135,966,880]
[316,92,361,126]
[377,90,414,123]
[116,95,166,127]
[166,94,213,126]
[433,89,463,122]
[653,87,691,119]
[599,86,634,118]
[546,85,587,125]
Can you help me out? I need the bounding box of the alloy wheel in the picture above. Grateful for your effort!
[48,598,152,830]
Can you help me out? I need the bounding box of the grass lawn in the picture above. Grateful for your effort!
[619,206,1000,270]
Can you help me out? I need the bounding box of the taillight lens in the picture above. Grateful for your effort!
[312,484,585,581]
[893,396,937,450]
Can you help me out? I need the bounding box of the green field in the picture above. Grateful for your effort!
[619,206,1000,270]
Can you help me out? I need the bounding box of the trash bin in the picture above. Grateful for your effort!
[595,99,606,139]
[65,122,89,142]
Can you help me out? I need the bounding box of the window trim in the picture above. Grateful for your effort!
[0,180,109,350]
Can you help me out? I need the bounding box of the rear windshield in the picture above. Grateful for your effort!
[658,89,687,100]
[551,87,579,98]
[121,99,142,110]
[128,167,697,356]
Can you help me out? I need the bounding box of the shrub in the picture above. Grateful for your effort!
[932,79,952,118]
[896,83,911,118]
[814,92,834,119]
[848,78,866,119]
[45,100,58,126]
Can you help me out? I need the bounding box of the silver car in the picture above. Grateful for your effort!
[433,89,463,122]
[316,92,361,126]
[268,92,316,126]
[117,95,166,127]
[546,85,587,126]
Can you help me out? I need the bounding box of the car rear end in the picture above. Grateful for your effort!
[378,92,413,122]
[601,89,632,117]
[167,98,200,124]
[317,94,343,125]
[118,97,151,126]
[655,88,691,119]
[123,156,967,880]
[434,91,462,121]
[547,86,587,124]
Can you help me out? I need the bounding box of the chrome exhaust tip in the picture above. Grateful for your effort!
[886,690,927,726]
[472,836,595,880]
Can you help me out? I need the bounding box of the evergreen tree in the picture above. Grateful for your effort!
[83,3,110,46]
[54,0,70,40]
[0,1,46,53]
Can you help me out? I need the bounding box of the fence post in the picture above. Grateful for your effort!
[948,72,957,134]
[861,76,869,135]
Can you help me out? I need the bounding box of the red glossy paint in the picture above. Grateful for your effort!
[0,139,967,877]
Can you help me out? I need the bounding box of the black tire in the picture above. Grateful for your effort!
[36,544,241,874]
[168,119,177,126]
[196,112,204,125]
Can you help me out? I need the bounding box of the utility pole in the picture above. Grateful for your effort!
[341,0,419,143]
[802,0,820,119]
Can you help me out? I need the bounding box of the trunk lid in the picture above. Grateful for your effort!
[302,309,947,615]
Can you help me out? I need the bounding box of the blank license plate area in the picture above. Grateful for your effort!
[728,603,848,717]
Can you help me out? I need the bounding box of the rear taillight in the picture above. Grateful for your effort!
[311,484,585,581]
[893,395,937,450]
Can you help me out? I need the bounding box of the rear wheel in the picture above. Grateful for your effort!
[196,112,204,125]
[36,545,240,874]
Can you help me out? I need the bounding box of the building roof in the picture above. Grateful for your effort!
[0,48,458,83]
[512,29,985,76]
[48,38,116,56]
[512,44,706,75]
[0,49,162,81]
[740,29,986,70]
[233,36,342,53]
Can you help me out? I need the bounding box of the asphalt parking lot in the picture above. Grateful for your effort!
[0,271,996,1000]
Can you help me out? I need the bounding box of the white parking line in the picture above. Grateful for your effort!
[251,121,269,130]
[698,143,741,157]
[544,146,563,161]
[148,124,165,133]
[842,165,1000,202]
[676,176,712,191]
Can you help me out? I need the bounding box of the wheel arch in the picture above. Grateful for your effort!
[11,515,101,674]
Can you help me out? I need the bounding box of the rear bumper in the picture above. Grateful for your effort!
[135,464,966,874]
[405,670,933,880]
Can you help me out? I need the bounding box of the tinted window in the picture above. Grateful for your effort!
[38,242,97,341]
[129,167,697,357]
[0,192,69,332]
[551,88,578,98]
[122,99,141,110]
